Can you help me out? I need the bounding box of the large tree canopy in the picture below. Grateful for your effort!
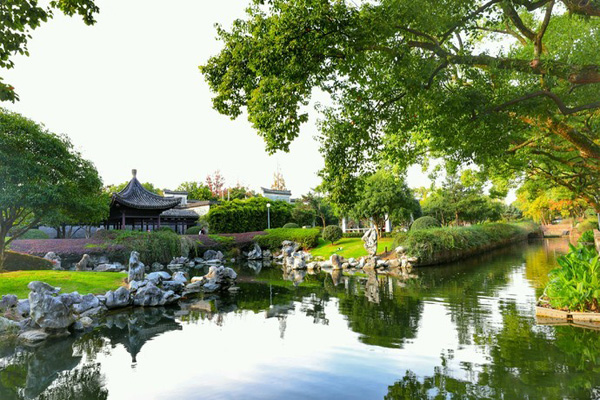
[0,109,105,268]
[0,0,100,102]
[202,0,600,210]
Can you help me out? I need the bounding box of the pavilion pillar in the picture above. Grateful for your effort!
[158,216,161,229]
[121,212,126,230]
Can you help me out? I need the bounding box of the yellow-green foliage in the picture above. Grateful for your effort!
[0,271,125,299]
[395,222,539,264]
[110,230,182,264]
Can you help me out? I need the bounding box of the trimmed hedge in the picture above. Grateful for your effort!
[4,251,53,271]
[283,223,300,229]
[207,197,293,233]
[255,228,321,250]
[185,226,202,235]
[18,229,50,240]
[395,222,539,266]
[411,216,442,231]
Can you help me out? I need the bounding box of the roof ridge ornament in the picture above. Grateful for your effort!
[132,169,137,178]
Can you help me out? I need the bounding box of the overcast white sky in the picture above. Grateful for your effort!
[3,0,430,196]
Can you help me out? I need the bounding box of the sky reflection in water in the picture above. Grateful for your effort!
[2,238,599,399]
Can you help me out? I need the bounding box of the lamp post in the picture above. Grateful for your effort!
[267,202,271,229]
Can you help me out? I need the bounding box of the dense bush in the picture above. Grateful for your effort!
[577,219,597,234]
[207,197,293,233]
[255,228,321,250]
[410,216,442,231]
[110,230,182,265]
[323,225,342,244]
[185,226,202,235]
[157,227,174,233]
[544,244,600,312]
[18,229,50,239]
[579,230,595,243]
[283,223,300,229]
[395,222,538,265]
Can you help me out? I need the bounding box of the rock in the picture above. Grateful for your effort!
[357,258,365,269]
[0,294,18,312]
[16,299,30,318]
[97,255,110,264]
[395,246,406,255]
[72,294,100,314]
[132,282,165,307]
[172,256,189,264]
[79,305,107,318]
[342,262,349,269]
[182,281,204,296]
[19,329,49,343]
[162,280,184,293]
[362,228,378,257]
[0,317,19,334]
[167,263,184,273]
[363,257,378,270]
[171,271,188,285]
[247,243,263,260]
[75,254,93,271]
[330,254,343,270]
[128,279,149,292]
[293,254,307,270]
[128,251,145,283]
[28,282,75,330]
[189,265,237,293]
[263,250,272,259]
[96,295,107,305]
[105,286,131,309]
[161,290,180,305]
[28,281,60,295]
[151,262,165,272]
[147,271,171,285]
[203,250,219,261]
[281,241,298,257]
[43,252,62,270]
[377,259,388,267]
[95,263,124,272]
[387,259,401,268]
[307,262,320,272]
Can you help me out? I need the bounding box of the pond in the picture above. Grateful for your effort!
[2,238,599,399]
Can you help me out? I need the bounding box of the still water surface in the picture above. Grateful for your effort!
[2,238,599,399]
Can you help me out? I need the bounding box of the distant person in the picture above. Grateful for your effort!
[200,227,206,235]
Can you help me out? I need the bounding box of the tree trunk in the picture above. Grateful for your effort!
[0,239,6,271]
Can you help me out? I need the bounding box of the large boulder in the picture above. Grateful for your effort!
[105,286,131,309]
[171,271,188,285]
[0,317,20,334]
[43,252,62,270]
[247,243,263,260]
[362,228,378,257]
[330,254,343,270]
[188,265,237,293]
[147,271,172,285]
[203,250,224,261]
[0,294,18,312]
[127,251,145,283]
[72,294,100,315]
[281,241,298,257]
[95,262,124,272]
[75,254,92,271]
[28,281,75,330]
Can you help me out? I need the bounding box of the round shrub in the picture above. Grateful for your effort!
[411,216,442,231]
[185,226,202,235]
[323,225,343,245]
[283,223,300,229]
[157,227,175,233]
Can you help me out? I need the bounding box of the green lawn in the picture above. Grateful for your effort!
[310,237,395,259]
[0,271,126,299]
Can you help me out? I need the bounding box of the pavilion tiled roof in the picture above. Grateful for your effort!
[112,170,181,210]
[261,187,292,196]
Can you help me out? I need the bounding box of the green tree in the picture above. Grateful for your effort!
[176,181,214,201]
[0,0,100,102]
[226,185,257,200]
[106,181,164,196]
[41,191,110,239]
[0,109,104,268]
[351,170,419,237]
[202,0,600,211]
[301,192,337,228]
[291,203,316,227]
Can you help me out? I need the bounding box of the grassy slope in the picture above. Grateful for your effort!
[0,271,126,299]
[310,237,394,259]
